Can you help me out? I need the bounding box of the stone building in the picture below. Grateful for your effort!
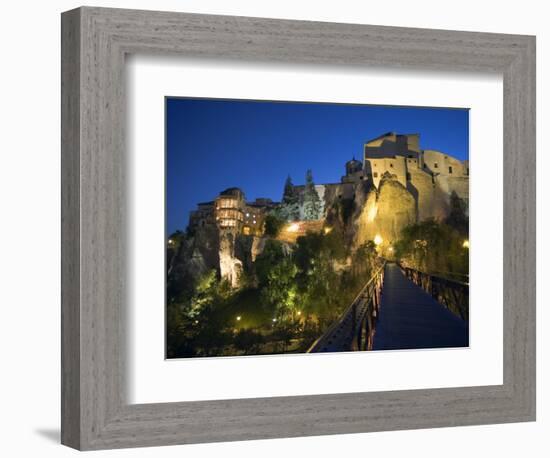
[244,198,278,236]
[363,132,469,201]
[183,132,469,286]
[214,187,246,230]
[188,201,215,229]
[286,132,469,246]
[188,187,278,236]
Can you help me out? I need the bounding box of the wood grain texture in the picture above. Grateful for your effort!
[61,6,536,450]
[61,7,81,449]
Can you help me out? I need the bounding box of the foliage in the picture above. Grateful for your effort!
[394,219,468,277]
[292,227,368,328]
[233,329,265,355]
[261,257,299,320]
[278,175,300,221]
[282,175,295,204]
[293,227,347,274]
[272,321,299,352]
[254,239,287,287]
[302,169,322,220]
[445,191,469,236]
[351,241,377,277]
[263,212,285,237]
[188,269,219,318]
[167,220,380,358]
[293,231,324,273]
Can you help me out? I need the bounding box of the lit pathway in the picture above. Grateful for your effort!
[373,263,469,350]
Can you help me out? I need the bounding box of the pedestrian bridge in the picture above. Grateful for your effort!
[308,262,469,353]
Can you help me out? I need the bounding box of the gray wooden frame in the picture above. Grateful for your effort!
[61,6,536,451]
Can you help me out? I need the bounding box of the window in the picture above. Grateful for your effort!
[434,163,438,168]
[406,172,411,180]
[373,172,378,178]
[389,163,393,168]
[467,167,469,175]
[448,166,453,174]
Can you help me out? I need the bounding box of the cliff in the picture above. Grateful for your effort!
[170,169,466,290]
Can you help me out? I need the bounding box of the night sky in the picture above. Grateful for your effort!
[166,98,469,235]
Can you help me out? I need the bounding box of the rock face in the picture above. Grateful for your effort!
[170,168,466,291]
[167,225,220,298]
[353,175,415,247]
[168,226,270,291]
[219,230,244,288]
[374,176,416,241]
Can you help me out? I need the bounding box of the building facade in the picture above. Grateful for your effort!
[362,132,469,202]
[188,188,277,236]
[187,132,469,236]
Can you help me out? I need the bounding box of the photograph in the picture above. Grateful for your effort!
[1,1,541,455]
[165,98,470,358]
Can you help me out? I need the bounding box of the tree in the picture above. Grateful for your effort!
[254,239,287,286]
[261,257,299,320]
[394,219,468,277]
[352,241,377,277]
[278,175,300,221]
[282,175,295,204]
[302,169,322,220]
[446,191,469,235]
[233,329,265,355]
[188,270,219,318]
[263,213,285,237]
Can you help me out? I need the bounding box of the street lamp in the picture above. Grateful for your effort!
[236,315,242,321]
[374,234,383,246]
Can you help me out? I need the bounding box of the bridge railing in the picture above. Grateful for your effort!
[307,261,385,353]
[399,265,469,321]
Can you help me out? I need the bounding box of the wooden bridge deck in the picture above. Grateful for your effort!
[373,263,469,350]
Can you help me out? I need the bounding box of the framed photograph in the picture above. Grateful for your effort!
[61,6,536,450]
[164,98,469,358]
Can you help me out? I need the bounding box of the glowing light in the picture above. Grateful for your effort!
[287,223,300,233]
[323,227,332,234]
[297,311,302,316]
[168,239,173,245]
[272,318,277,323]
[366,203,378,222]
[236,316,242,321]
[388,246,394,252]
[462,240,470,249]
[374,234,383,246]
[194,320,199,324]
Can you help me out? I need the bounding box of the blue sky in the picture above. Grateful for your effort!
[166,98,469,235]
